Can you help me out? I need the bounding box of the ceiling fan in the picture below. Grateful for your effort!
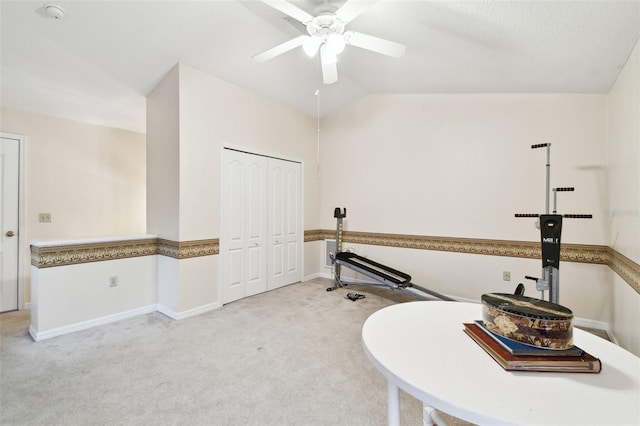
[252,0,406,84]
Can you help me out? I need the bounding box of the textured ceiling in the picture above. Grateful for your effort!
[1,0,639,133]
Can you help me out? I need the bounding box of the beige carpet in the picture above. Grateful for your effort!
[0,278,471,426]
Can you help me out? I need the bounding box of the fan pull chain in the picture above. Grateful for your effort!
[316,89,320,173]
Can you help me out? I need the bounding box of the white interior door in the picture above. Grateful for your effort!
[268,158,302,290]
[1,137,20,312]
[220,149,267,304]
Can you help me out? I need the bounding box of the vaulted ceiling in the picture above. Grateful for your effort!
[1,1,639,133]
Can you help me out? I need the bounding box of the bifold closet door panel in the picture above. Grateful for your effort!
[220,150,267,304]
[283,160,301,286]
[269,162,285,290]
[268,158,302,290]
[244,160,268,297]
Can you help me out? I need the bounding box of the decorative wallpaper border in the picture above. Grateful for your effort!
[304,229,329,243]
[304,229,639,294]
[31,238,218,268]
[30,230,638,294]
[157,238,219,259]
[607,248,640,294]
[31,239,159,269]
[342,231,610,264]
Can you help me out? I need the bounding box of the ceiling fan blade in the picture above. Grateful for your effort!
[283,16,308,34]
[320,45,338,84]
[344,31,406,58]
[335,0,377,24]
[252,35,307,62]
[260,0,314,24]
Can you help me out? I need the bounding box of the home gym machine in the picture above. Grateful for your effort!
[326,207,455,301]
[515,143,592,304]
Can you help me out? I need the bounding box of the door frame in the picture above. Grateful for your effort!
[1,132,27,310]
[219,143,304,303]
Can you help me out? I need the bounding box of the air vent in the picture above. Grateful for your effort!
[325,239,336,269]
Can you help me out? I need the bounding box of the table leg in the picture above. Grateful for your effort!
[387,381,400,426]
[423,405,435,426]
[423,405,450,426]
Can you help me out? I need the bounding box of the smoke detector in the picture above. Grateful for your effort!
[44,4,65,19]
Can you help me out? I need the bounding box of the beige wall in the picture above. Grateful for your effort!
[177,63,320,239]
[147,63,320,312]
[320,94,608,243]
[0,107,147,302]
[607,40,639,263]
[148,63,320,243]
[607,39,640,355]
[320,94,615,325]
[146,66,180,241]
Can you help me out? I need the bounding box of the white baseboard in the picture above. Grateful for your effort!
[156,302,221,320]
[30,301,223,341]
[27,281,617,345]
[303,272,332,281]
[29,304,157,342]
[573,317,618,344]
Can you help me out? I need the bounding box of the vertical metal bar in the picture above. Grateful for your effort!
[550,267,560,304]
[544,145,552,301]
[545,144,551,214]
[540,267,549,300]
[335,216,342,279]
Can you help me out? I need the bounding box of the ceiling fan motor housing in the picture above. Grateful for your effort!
[307,14,345,39]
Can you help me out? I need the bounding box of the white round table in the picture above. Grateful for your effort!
[362,301,640,426]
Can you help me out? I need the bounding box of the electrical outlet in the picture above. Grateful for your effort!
[38,213,52,223]
[503,271,511,281]
[109,276,118,287]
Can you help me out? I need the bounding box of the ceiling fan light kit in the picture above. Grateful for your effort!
[325,33,346,55]
[303,36,322,57]
[254,0,406,85]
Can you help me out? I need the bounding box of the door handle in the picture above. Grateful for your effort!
[5,231,15,237]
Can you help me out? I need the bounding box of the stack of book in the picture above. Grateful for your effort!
[463,321,601,373]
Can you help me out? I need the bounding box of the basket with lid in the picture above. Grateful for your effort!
[481,293,574,349]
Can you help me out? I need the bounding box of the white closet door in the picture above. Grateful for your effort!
[220,150,267,304]
[0,137,20,312]
[268,158,302,290]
